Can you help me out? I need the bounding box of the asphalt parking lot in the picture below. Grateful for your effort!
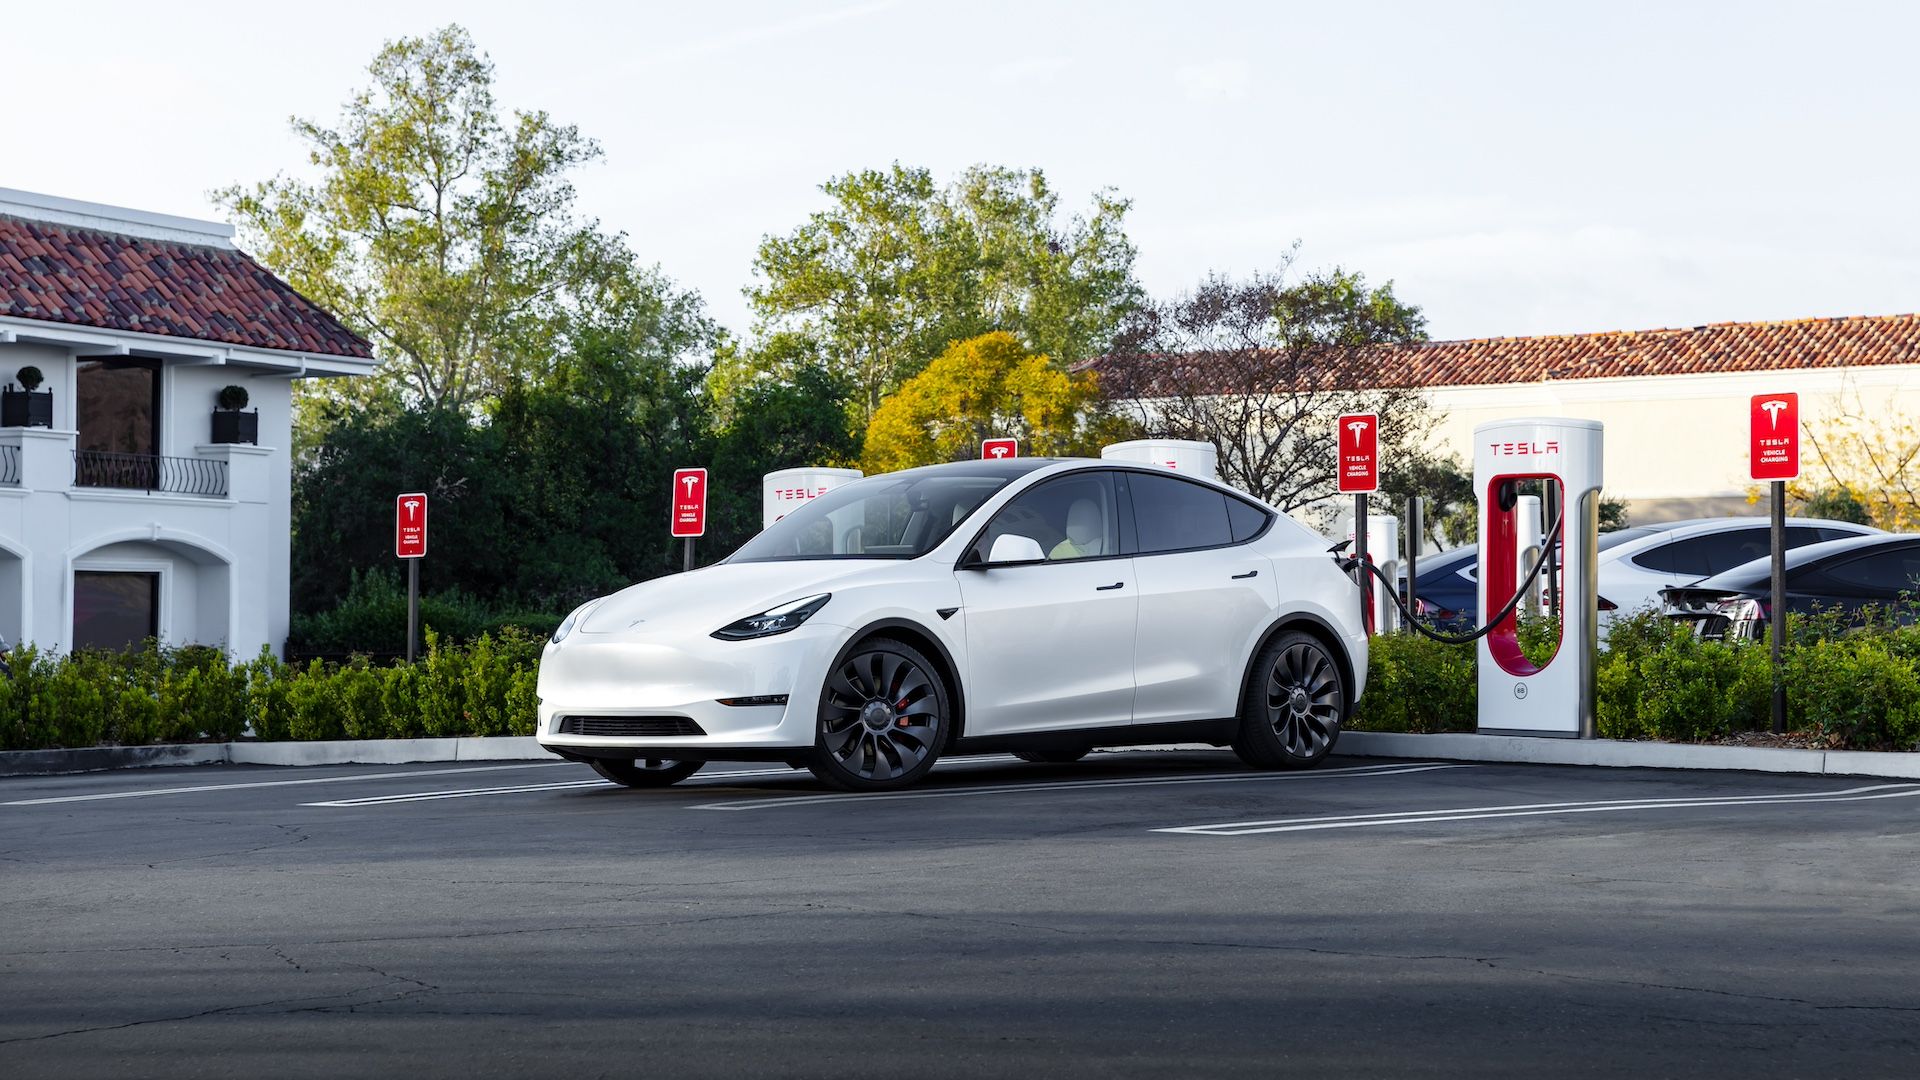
[3,750,1918,1078]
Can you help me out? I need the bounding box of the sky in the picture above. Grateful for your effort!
[4,0,1916,344]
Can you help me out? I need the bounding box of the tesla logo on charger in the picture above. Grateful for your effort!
[1336,413,1378,494]
[982,437,1018,460]
[671,467,707,537]
[1749,393,1799,481]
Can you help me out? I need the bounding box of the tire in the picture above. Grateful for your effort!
[805,637,950,792]
[1013,749,1090,764]
[1231,630,1345,770]
[589,757,705,788]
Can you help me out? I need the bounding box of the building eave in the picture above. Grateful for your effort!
[0,314,376,378]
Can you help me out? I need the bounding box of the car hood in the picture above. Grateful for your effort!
[576,560,895,637]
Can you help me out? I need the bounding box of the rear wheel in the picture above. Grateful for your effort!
[1231,630,1345,770]
[805,637,949,791]
[589,757,704,788]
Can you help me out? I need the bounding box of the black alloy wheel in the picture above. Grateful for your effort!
[590,757,705,788]
[1232,630,1344,769]
[806,637,948,791]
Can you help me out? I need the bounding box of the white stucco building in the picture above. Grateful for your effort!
[1392,314,1920,522]
[0,188,373,656]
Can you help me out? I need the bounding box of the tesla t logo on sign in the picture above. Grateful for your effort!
[1749,393,1799,481]
[395,492,428,559]
[982,438,1018,460]
[671,468,708,537]
[1336,412,1378,494]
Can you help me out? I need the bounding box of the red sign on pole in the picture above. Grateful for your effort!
[1336,413,1379,494]
[982,437,1019,461]
[671,468,708,537]
[395,492,428,559]
[1749,393,1800,481]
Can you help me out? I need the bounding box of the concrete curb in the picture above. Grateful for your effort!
[3,732,1916,780]
[1337,731,1920,780]
[0,736,549,777]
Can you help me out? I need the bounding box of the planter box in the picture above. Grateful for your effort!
[210,409,259,444]
[1,388,52,428]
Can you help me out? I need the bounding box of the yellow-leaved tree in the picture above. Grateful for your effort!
[1781,387,1920,531]
[860,332,1131,474]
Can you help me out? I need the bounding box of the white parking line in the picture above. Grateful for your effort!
[300,755,1032,807]
[1155,781,1920,835]
[0,761,577,806]
[688,762,1474,811]
[303,767,798,807]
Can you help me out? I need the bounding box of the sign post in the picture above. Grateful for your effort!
[1750,393,1800,734]
[1337,413,1380,630]
[982,437,1019,461]
[671,468,708,572]
[395,492,428,663]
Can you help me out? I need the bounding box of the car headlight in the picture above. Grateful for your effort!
[550,599,603,645]
[712,594,831,641]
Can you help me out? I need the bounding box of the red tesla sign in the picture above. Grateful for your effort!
[671,468,708,537]
[982,438,1019,460]
[395,492,428,559]
[1749,393,1799,481]
[1336,413,1379,494]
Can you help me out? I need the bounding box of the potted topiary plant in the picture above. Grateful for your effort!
[210,383,258,444]
[1,365,54,428]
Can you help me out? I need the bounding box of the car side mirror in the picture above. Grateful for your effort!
[987,534,1046,565]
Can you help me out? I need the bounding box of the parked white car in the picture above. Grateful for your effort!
[1589,517,1880,615]
[1405,517,1879,629]
[537,459,1368,791]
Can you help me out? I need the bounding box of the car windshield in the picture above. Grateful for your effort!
[730,470,1013,562]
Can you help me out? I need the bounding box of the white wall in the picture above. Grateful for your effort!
[1421,364,1920,522]
[0,340,296,655]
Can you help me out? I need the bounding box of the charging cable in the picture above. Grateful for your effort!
[1336,506,1565,646]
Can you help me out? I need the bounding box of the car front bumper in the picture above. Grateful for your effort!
[535,621,849,758]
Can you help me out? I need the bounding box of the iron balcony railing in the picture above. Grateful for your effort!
[73,450,228,497]
[0,444,18,486]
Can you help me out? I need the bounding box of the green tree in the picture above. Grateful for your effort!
[219,25,690,412]
[861,333,1123,474]
[747,164,1141,419]
[1096,264,1432,512]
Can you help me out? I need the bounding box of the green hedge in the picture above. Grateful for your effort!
[0,630,542,751]
[5,612,1919,753]
[1350,609,1920,752]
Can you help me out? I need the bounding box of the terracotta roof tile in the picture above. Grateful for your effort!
[1361,314,1920,388]
[0,214,371,359]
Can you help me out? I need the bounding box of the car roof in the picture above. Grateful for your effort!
[1693,532,1920,590]
[1631,516,1882,538]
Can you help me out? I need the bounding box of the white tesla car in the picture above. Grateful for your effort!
[536,458,1367,791]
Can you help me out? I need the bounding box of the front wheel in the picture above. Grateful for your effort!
[1231,631,1345,770]
[805,637,949,791]
[590,757,704,788]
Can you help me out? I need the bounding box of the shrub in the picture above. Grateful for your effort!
[1353,634,1475,733]
[216,384,250,411]
[287,566,563,655]
[1786,639,1920,750]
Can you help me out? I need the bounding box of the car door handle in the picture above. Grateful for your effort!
[1096,581,1125,591]
[1232,570,1259,580]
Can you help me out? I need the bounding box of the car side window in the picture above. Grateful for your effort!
[1127,472,1235,553]
[1634,529,1772,577]
[1226,496,1273,542]
[968,473,1121,563]
[1812,548,1920,596]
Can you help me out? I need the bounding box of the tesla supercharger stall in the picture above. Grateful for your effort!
[1101,438,1219,481]
[1474,417,1604,738]
[1338,512,1401,633]
[763,467,863,529]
